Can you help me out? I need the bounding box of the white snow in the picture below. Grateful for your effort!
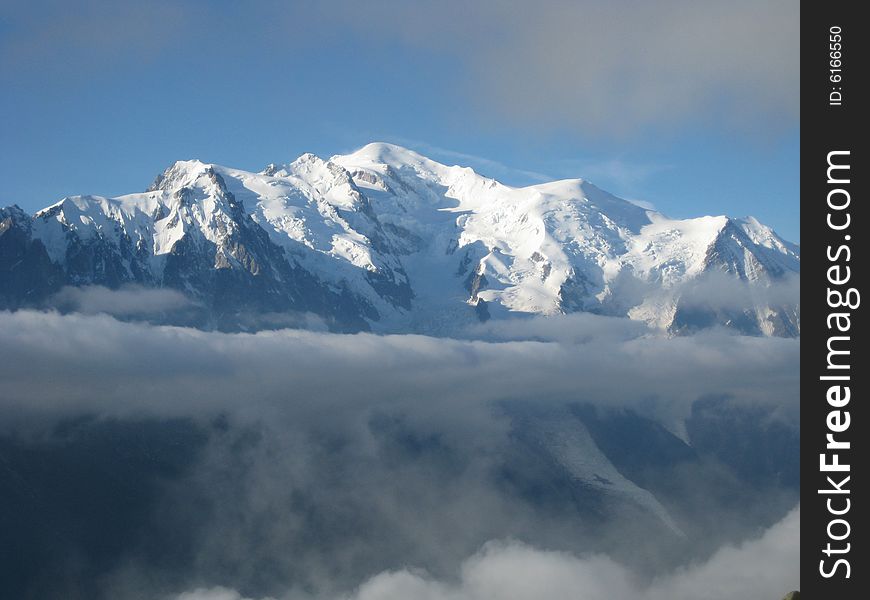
[26,142,799,334]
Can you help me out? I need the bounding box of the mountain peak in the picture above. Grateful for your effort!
[147,159,213,193]
[338,142,426,164]
[0,204,30,231]
[1,144,799,336]
[332,142,456,181]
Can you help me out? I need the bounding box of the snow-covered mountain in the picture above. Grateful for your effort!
[0,143,799,335]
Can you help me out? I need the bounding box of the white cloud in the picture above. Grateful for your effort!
[647,506,800,600]
[48,285,195,317]
[350,506,800,600]
[625,198,656,211]
[0,310,798,598]
[174,507,799,600]
[0,310,799,429]
[177,588,270,600]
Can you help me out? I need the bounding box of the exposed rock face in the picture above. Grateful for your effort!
[0,206,64,309]
[0,144,799,334]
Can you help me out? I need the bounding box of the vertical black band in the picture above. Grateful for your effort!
[802,2,866,595]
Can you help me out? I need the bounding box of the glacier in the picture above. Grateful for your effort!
[0,143,799,336]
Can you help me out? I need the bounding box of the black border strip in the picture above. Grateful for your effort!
[802,2,865,595]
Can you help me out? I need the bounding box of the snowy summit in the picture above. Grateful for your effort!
[0,143,799,335]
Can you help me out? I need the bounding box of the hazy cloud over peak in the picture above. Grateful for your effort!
[2,0,798,137]
[323,0,799,136]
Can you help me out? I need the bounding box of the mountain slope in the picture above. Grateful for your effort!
[0,143,799,335]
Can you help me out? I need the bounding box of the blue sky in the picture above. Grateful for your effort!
[0,0,799,241]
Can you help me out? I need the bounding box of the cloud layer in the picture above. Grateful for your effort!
[178,507,799,600]
[347,506,800,600]
[0,310,799,598]
[0,309,799,429]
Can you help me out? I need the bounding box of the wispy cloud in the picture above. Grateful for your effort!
[48,285,195,317]
[322,0,799,137]
[3,1,797,137]
[558,158,673,190]
[354,136,554,184]
[551,157,674,208]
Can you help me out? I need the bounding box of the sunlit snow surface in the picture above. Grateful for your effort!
[26,143,799,335]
